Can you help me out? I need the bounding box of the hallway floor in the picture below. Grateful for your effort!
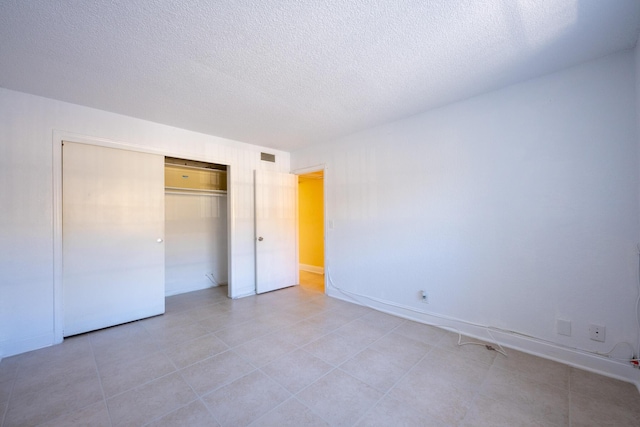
[1,285,639,426]
[299,270,324,293]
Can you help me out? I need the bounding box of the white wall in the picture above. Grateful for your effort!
[292,49,640,384]
[0,88,289,357]
[165,193,228,296]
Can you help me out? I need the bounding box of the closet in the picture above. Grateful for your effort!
[62,145,229,337]
[164,157,228,296]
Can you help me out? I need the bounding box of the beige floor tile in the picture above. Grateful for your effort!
[0,357,21,384]
[180,350,255,395]
[340,348,409,392]
[303,332,373,365]
[261,349,333,393]
[1,399,8,426]
[90,324,161,367]
[138,310,198,331]
[164,333,229,369]
[334,318,391,343]
[255,286,302,304]
[89,321,152,349]
[166,288,228,310]
[234,333,298,367]
[39,400,111,427]
[368,331,431,370]
[570,391,640,427]
[14,335,93,371]
[147,399,220,427]
[570,367,640,409]
[356,395,447,427]
[0,377,11,405]
[214,321,273,347]
[278,320,328,346]
[147,321,210,348]
[359,310,406,333]
[322,301,372,320]
[491,348,570,390]
[418,347,492,389]
[202,370,291,427]
[11,351,96,399]
[98,350,176,397]
[297,369,383,427]
[250,398,330,427]
[435,330,500,366]
[107,372,196,427]
[462,394,557,427]
[4,363,103,427]
[307,310,360,333]
[257,310,306,329]
[198,312,237,332]
[479,366,569,425]
[283,300,328,320]
[393,320,446,344]
[185,302,229,321]
[317,296,367,312]
[93,337,161,368]
[390,365,477,425]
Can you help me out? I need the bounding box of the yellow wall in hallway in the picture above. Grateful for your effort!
[298,175,324,268]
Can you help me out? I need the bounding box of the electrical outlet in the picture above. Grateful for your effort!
[421,290,429,304]
[589,324,605,342]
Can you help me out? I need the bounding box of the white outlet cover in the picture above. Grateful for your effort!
[589,324,606,342]
[557,319,571,336]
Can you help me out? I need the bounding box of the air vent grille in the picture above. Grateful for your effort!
[260,152,276,162]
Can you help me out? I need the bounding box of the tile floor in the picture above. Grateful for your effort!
[1,283,639,426]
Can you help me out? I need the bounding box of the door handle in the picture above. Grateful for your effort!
[258,237,264,241]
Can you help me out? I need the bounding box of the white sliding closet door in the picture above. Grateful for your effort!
[63,142,165,336]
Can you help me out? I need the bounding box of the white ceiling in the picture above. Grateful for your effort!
[1,1,639,151]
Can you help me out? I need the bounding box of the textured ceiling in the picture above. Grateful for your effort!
[1,1,639,151]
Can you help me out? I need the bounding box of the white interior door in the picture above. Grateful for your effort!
[255,170,298,293]
[63,142,165,336]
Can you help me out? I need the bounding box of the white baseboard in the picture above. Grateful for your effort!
[300,264,324,274]
[1,332,57,358]
[325,288,640,391]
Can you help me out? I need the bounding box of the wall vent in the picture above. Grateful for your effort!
[260,152,276,163]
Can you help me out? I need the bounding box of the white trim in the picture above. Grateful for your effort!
[52,130,236,343]
[1,332,55,358]
[231,290,257,299]
[292,163,327,175]
[300,264,324,274]
[52,131,64,345]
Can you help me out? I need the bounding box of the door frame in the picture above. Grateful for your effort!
[292,164,327,294]
[52,131,234,344]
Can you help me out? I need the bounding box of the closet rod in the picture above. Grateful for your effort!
[164,190,227,197]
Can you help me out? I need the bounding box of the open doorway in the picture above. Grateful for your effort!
[297,170,325,292]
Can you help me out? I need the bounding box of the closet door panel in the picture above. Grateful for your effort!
[62,142,165,336]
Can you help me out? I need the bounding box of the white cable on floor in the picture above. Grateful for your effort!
[326,268,508,357]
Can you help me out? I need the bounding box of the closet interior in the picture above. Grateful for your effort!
[164,157,228,296]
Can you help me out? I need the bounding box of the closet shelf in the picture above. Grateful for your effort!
[165,187,227,196]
